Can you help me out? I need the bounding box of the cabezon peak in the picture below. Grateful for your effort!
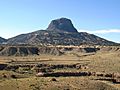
[47,18,78,33]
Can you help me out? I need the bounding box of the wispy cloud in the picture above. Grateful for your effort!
[79,29,120,34]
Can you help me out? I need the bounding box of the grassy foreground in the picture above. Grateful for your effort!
[0,49,120,90]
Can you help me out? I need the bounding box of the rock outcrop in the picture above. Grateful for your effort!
[47,18,78,33]
[0,46,39,56]
[0,46,63,56]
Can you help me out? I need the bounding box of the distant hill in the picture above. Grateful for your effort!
[6,18,119,46]
[0,37,7,44]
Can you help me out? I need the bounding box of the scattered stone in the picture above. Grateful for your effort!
[50,78,57,81]
[36,72,45,77]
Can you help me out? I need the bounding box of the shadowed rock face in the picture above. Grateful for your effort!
[47,18,78,33]
[0,37,6,44]
[0,46,39,56]
[0,46,63,56]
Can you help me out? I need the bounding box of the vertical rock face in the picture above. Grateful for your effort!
[47,18,78,33]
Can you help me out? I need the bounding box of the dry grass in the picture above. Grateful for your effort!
[0,48,120,90]
[0,76,118,90]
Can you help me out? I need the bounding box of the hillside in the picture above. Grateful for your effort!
[6,18,118,46]
[0,37,6,44]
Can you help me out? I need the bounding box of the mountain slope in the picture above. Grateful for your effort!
[0,37,7,44]
[7,30,118,46]
[7,18,119,46]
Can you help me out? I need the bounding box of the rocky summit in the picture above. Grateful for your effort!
[47,18,78,33]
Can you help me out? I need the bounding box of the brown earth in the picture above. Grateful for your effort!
[0,45,120,90]
[0,45,120,56]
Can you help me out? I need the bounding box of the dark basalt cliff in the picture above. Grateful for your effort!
[47,18,78,33]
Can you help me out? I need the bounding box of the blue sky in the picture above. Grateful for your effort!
[0,0,120,43]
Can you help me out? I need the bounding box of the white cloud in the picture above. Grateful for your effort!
[79,29,120,34]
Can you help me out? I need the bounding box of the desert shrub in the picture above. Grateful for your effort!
[11,74,17,78]
[2,74,7,78]
[51,78,57,81]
